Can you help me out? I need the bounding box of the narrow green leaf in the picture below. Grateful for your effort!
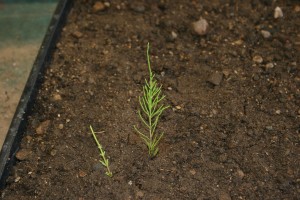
[134,125,150,141]
[138,110,150,128]
[100,160,107,166]
[153,133,164,147]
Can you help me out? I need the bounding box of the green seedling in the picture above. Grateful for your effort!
[89,125,112,177]
[134,43,169,158]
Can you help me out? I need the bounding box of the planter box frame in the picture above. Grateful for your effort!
[0,0,72,188]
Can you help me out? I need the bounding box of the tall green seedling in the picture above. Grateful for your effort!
[134,43,169,158]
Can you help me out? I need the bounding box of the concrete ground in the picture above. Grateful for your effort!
[0,0,58,148]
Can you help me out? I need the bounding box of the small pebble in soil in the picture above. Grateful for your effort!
[79,170,87,178]
[189,169,196,175]
[72,31,83,39]
[175,105,182,110]
[93,2,106,12]
[232,39,243,46]
[208,72,223,86]
[171,31,178,39]
[222,69,230,78]
[219,191,232,200]
[252,55,263,64]
[104,2,110,8]
[52,93,62,101]
[136,191,144,198]
[291,62,297,66]
[58,124,64,129]
[265,62,274,69]
[212,109,218,115]
[50,150,57,156]
[128,180,133,185]
[275,110,281,114]
[130,3,146,13]
[16,149,30,161]
[236,169,245,179]
[192,17,209,36]
[274,6,283,19]
[261,30,271,39]
[14,177,21,183]
[266,126,273,131]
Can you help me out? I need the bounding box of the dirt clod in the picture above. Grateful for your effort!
[52,93,62,101]
[79,170,87,177]
[219,191,231,200]
[93,2,105,12]
[72,31,83,39]
[208,72,223,86]
[136,191,144,198]
[236,169,245,179]
[189,169,196,175]
[15,149,30,161]
[36,120,50,135]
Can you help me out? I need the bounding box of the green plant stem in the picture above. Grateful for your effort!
[90,125,112,177]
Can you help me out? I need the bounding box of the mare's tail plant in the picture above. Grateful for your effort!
[89,125,112,177]
[134,43,169,158]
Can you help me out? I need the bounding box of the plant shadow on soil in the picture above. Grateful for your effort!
[1,0,300,199]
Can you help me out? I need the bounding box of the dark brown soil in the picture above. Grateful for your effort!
[2,0,300,199]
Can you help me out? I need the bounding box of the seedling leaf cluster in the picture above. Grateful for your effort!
[134,43,169,158]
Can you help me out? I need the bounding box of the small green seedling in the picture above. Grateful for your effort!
[89,125,112,177]
[134,43,169,158]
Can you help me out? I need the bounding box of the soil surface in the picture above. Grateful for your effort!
[2,0,300,199]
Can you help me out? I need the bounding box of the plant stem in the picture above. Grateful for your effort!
[147,43,153,78]
[90,125,112,177]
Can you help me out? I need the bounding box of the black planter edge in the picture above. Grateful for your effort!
[0,0,72,188]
